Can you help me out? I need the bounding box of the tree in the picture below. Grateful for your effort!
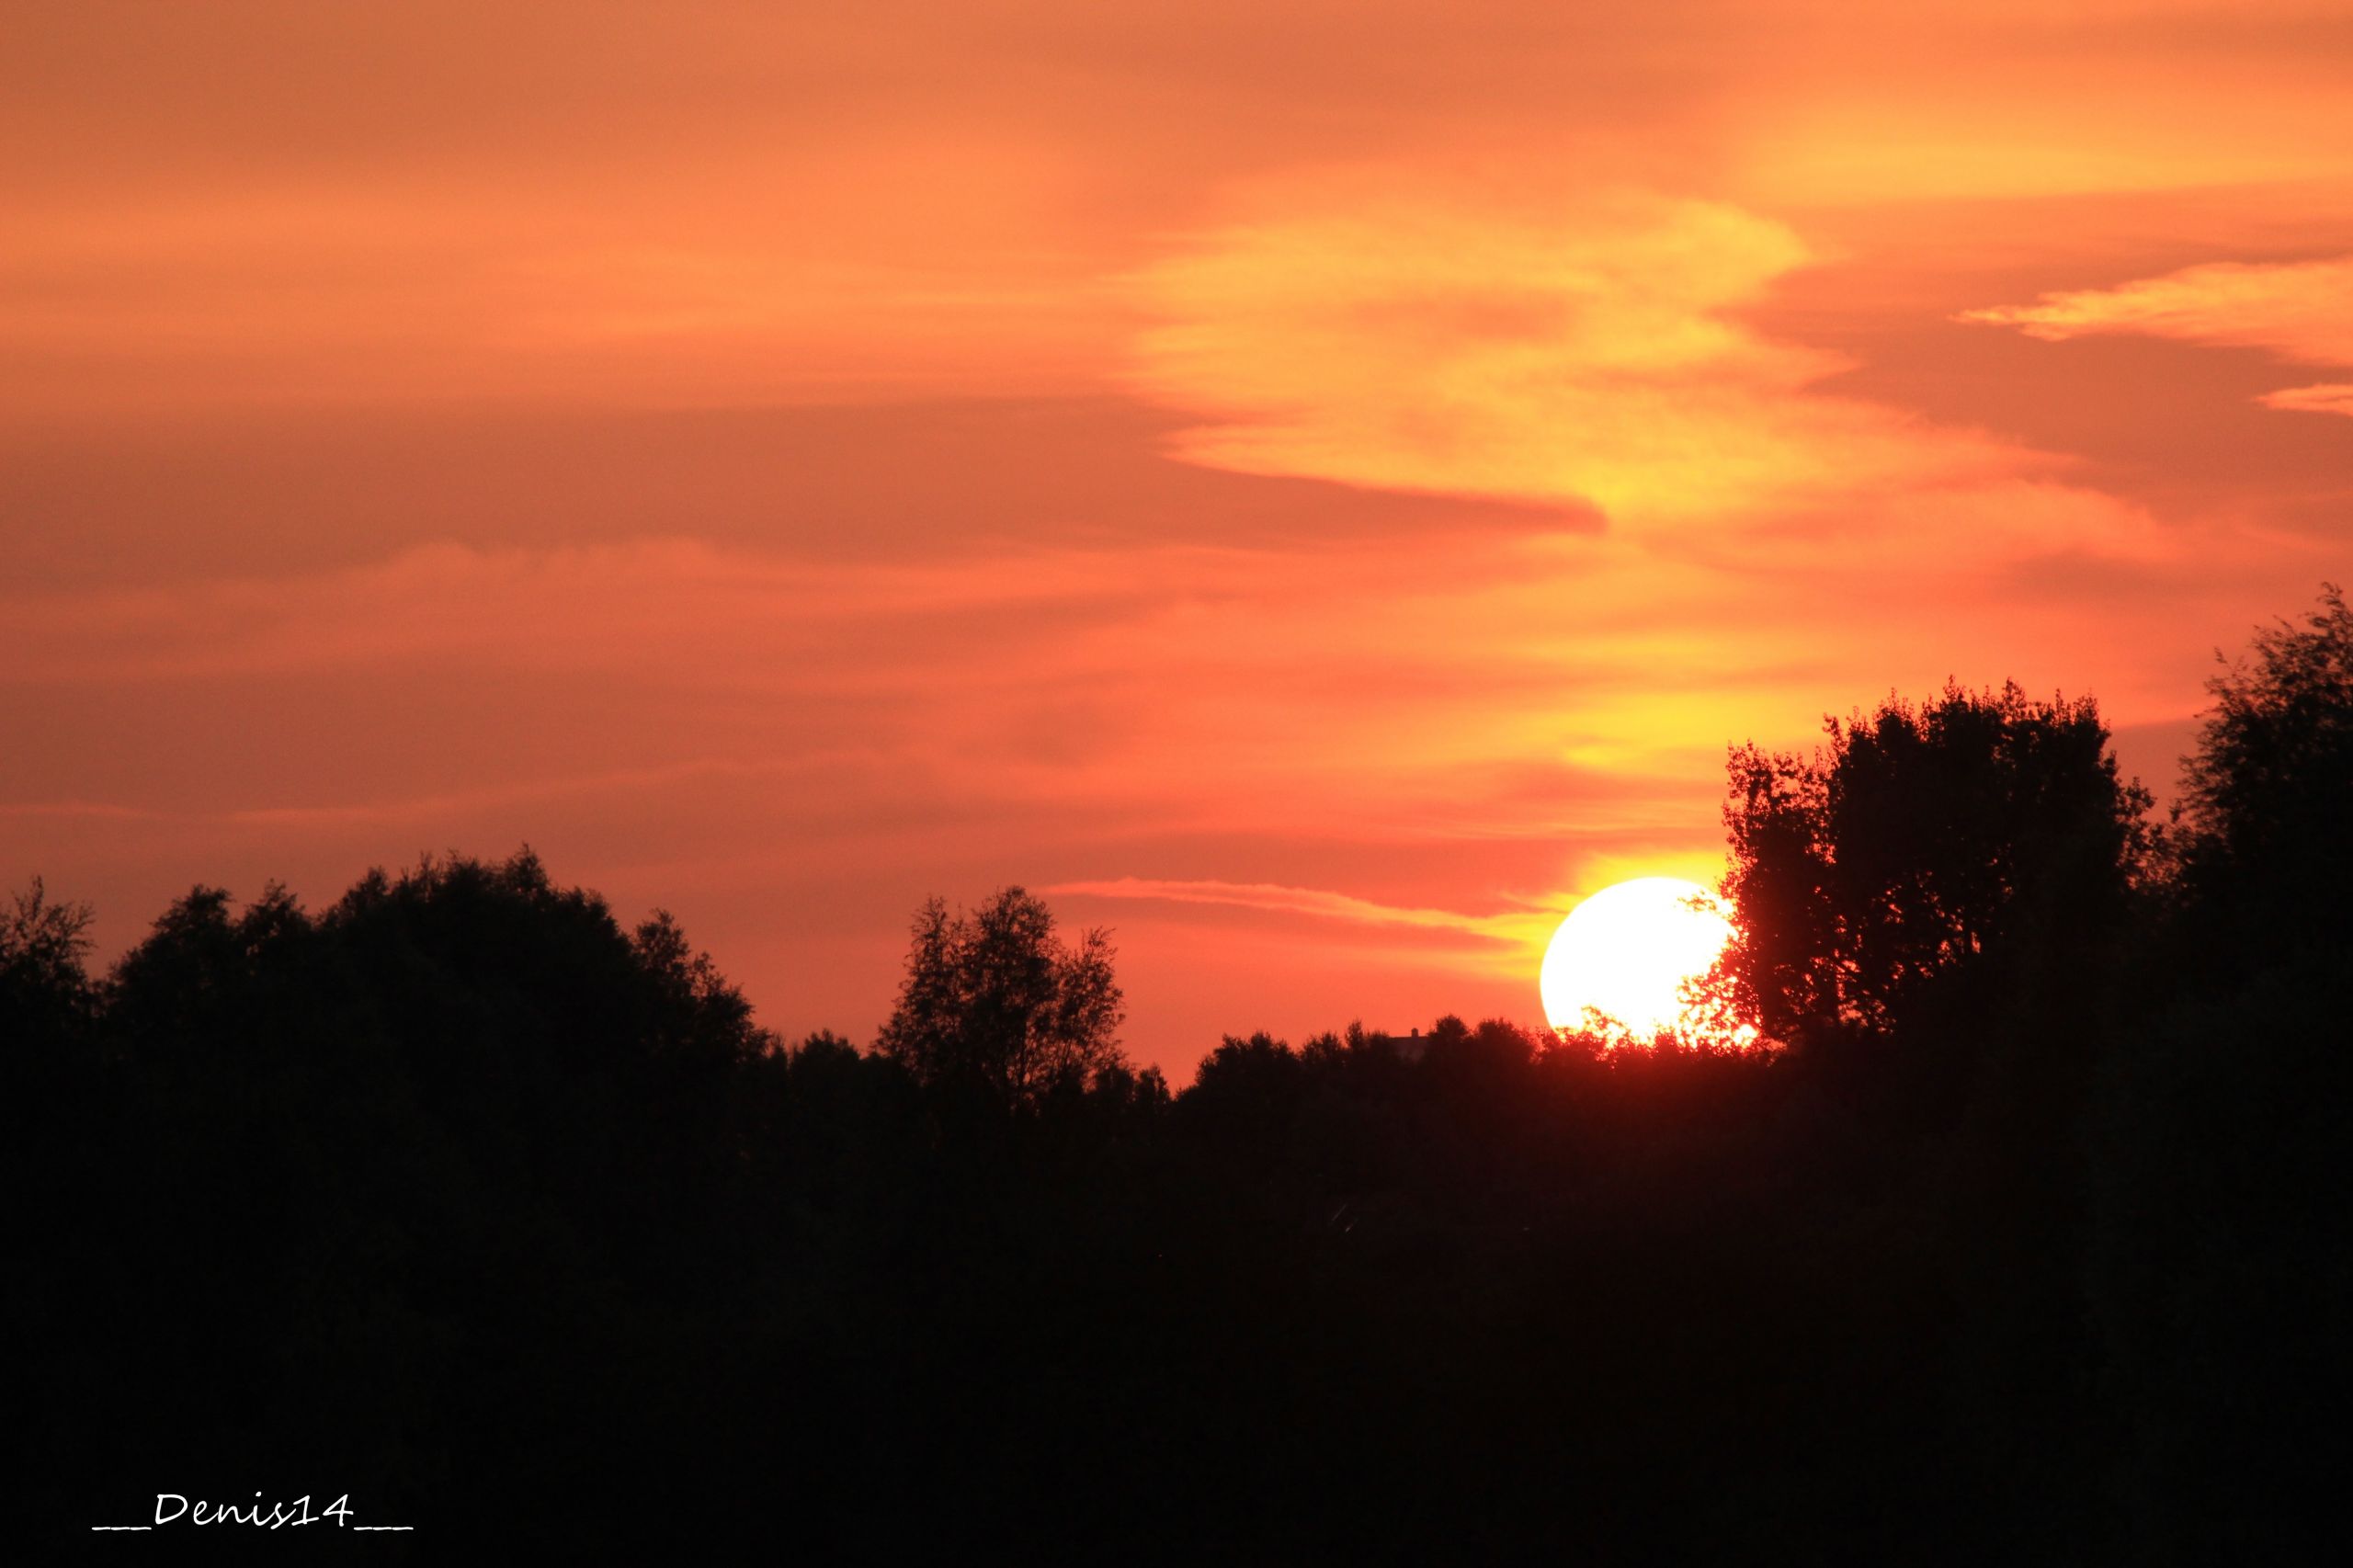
[1721,681,2153,1040]
[107,882,313,1059]
[631,907,775,1072]
[2177,583,2353,944]
[2,876,94,1007]
[876,887,1127,1109]
[2,878,98,1088]
[2087,587,2353,1552]
[314,847,769,1079]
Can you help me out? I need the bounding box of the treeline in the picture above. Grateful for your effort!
[8,589,2349,1560]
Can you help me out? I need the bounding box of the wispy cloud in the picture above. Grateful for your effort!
[1044,876,1550,946]
[1961,255,2353,363]
[1126,187,2045,529]
[1965,256,2353,418]
[2259,382,2353,419]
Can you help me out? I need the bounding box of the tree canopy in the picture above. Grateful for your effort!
[2177,583,2353,945]
[1721,680,2154,1040]
[875,885,1127,1108]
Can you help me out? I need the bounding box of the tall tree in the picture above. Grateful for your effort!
[1,878,97,1048]
[2,878,99,1117]
[2088,588,2353,1555]
[2177,583,2353,945]
[876,887,1126,1109]
[1721,681,2153,1040]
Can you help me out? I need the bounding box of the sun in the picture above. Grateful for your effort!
[1540,877,1735,1041]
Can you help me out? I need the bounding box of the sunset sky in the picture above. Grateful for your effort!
[7,1,2352,1073]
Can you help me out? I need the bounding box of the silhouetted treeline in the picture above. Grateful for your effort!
[9,589,2349,1561]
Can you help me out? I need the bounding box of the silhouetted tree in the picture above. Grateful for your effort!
[107,881,313,1060]
[876,886,1126,1110]
[1183,1031,1305,1162]
[1722,681,2153,1040]
[2085,586,2353,1560]
[1,877,97,1052]
[1194,1029,1302,1096]
[2176,583,2353,945]
[631,906,773,1071]
[312,847,771,1081]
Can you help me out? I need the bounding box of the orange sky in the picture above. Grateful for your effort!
[7,1,2352,1073]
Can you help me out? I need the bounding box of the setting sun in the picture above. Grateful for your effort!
[1539,877,1735,1040]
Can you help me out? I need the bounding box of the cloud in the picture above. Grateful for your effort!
[0,529,1637,836]
[1965,256,2353,417]
[2258,382,2353,419]
[1961,255,2353,361]
[1126,188,2036,528]
[0,537,1199,686]
[1044,876,1549,946]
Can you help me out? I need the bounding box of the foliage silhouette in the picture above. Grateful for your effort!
[2176,582,2353,950]
[876,885,1127,1110]
[1721,680,2154,1040]
[2080,585,2353,1559]
[1,876,96,1061]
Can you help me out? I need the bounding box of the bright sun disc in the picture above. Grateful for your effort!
[1540,877,1733,1040]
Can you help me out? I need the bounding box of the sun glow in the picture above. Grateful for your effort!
[1539,877,1736,1041]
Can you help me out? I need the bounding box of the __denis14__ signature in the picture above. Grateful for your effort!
[94,1494,413,1531]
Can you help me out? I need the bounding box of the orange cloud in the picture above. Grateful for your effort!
[2257,383,2353,419]
[1043,877,1573,986]
[1044,875,1541,940]
[1962,255,2353,363]
[1127,190,2036,528]
[1966,256,2353,420]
